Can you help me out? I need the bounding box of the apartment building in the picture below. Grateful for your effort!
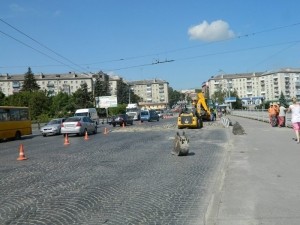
[129,79,169,109]
[0,72,121,97]
[0,72,168,108]
[207,68,300,104]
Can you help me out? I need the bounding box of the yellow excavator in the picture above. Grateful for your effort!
[177,92,212,129]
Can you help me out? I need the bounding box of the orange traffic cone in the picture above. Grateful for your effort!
[122,122,125,128]
[17,144,27,160]
[84,131,89,140]
[64,134,70,145]
[104,127,108,134]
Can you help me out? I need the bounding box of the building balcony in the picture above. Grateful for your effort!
[12,83,20,88]
[47,83,55,87]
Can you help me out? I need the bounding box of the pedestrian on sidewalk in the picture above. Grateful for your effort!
[268,103,278,127]
[286,97,300,143]
[278,102,287,127]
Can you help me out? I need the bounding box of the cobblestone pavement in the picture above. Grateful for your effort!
[0,119,230,225]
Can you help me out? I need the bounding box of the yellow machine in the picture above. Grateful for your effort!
[177,92,212,129]
[195,92,211,121]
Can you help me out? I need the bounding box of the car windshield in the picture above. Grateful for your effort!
[65,117,81,122]
[48,119,61,125]
[74,112,88,117]
[141,111,148,116]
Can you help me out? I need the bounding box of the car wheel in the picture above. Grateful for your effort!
[15,131,21,140]
[42,134,47,137]
[93,127,97,134]
[113,123,116,127]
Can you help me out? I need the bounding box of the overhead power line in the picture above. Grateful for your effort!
[0,18,89,73]
[0,30,81,73]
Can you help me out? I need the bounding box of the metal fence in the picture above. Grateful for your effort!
[230,109,292,127]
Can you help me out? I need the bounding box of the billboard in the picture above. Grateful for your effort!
[225,97,236,103]
[95,96,118,108]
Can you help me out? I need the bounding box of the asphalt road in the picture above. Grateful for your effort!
[0,118,230,225]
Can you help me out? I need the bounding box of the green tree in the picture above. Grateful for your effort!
[211,90,226,105]
[50,92,74,117]
[29,91,49,120]
[4,91,31,106]
[117,80,130,104]
[168,87,184,108]
[21,67,40,92]
[94,73,110,97]
[72,83,93,108]
[230,90,242,109]
[278,91,288,107]
[0,91,5,105]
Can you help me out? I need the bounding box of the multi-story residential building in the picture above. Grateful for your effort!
[0,72,121,97]
[0,72,168,108]
[128,79,169,109]
[207,68,300,105]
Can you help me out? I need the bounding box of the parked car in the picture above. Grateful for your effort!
[40,118,66,137]
[140,110,159,122]
[107,116,115,125]
[111,114,133,127]
[61,116,97,136]
[155,110,164,119]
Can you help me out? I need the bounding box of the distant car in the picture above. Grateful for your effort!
[140,110,159,122]
[107,116,115,125]
[111,114,133,127]
[40,118,66,137]
[155,110,164,119]
[61,116,97,136]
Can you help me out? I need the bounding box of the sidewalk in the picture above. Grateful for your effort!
[207,116,300,225]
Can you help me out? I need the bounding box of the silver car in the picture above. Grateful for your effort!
[61,116,97,136]
[40,118,66,137]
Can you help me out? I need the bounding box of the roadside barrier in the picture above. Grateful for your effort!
[64,134,70,145]
[17,144,27,161]
[221,117,231,128]
[84,131,89,140]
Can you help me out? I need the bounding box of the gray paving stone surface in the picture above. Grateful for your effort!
[0,119,229,225]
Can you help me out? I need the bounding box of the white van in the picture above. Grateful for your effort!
[74,108,100,125]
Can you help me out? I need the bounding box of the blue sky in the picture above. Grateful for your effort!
[1,0,300,90]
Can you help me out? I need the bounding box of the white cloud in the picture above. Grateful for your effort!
[188,20,235,42]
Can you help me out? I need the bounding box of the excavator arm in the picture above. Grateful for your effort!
[196,92,211,119]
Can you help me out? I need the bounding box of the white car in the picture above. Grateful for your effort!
[61,116,97,136]
[40,118,66,137]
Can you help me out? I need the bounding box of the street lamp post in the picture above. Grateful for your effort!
[129,87,131,104]
[128,85,133,104]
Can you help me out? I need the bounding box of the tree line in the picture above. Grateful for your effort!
[0,68,142,121]
[2,67,281,122]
